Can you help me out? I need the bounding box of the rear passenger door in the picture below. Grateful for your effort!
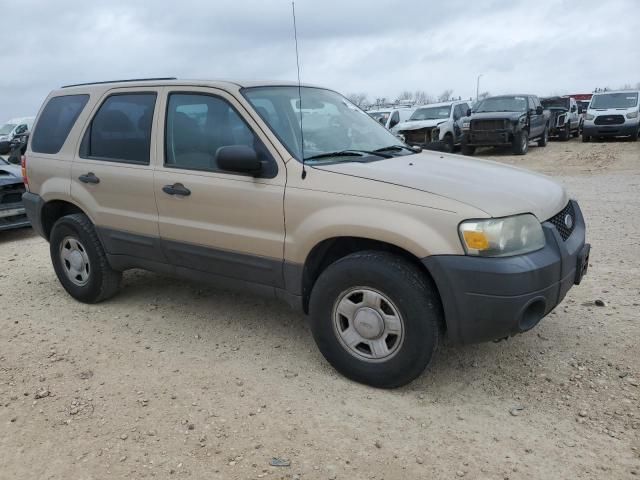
[71,88,164,263]
[153,87,286,288]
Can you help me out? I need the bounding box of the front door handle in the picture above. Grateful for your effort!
[162,183,191,196]
[79,172,100,184]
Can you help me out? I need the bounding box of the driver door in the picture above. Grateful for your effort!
[153,87,287,288]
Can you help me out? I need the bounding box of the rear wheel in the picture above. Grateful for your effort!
[50,213,121,303]
[309,251,441,388]
[512,130,529,155]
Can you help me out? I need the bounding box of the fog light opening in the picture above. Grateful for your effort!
[519,298,546,332]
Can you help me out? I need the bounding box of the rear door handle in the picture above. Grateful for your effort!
[79,172,100,184]
[162,183,191,196]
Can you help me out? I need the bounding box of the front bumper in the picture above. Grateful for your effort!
[463,130,514,146]
[0,183,30,231]
[423,200,589,344]
[583,122,638,137]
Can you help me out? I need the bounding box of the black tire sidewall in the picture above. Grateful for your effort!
[309,253,439,388]
[513,130,528,154]
[50,216,109,303]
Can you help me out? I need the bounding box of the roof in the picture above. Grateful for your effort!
[414,100,466,109]
[591,90,640,95]
[58,78,322,92]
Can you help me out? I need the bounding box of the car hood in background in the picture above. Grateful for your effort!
[0,161,23,187]
[469,111,524,122]
[314,152,567,221]
[394,119,446,132]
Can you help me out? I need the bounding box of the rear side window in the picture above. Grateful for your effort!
[31,94,89,154]
[81,93,156,165]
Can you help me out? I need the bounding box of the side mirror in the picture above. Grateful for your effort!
[571,105,577,112]
[216,145,262,176]
[578,106,583,114]
[389,118,399,128]
[535,105,544,115]
[466,108,472,117]
[378,117,386,125]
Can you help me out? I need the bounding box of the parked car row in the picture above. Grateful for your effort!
[369,90,640,155]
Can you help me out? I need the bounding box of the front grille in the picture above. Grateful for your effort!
[0,184,25,205]
[402,128,432,145]
[471,119,507,131]
[594,115,625,125]
[548,202,576,241]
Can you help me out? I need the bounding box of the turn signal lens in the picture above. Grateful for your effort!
[462,231,489,250]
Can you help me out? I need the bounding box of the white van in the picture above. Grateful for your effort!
[582,91,639,141]
[0,117,35,143]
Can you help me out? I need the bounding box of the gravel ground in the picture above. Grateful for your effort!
[1,138,639,479]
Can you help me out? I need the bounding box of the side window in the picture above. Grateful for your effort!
[528,97,536,111]
[31,94,89,154]
[165,93,274,175]
[81,93,156,164]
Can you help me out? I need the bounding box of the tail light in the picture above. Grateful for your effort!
[21,155,29,191]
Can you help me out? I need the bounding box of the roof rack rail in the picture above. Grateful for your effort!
[61,77,177,88]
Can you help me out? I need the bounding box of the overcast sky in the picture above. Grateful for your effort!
[2,0,639,119]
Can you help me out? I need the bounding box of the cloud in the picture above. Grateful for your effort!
[1,0,638,119]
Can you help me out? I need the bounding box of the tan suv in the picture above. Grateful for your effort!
[22,78,590,388]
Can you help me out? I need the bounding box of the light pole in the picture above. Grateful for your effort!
[476,74,483,101]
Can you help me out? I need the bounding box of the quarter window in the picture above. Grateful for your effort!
[31,94,89,154]
[81,93,156,164]
[165,93,274,174]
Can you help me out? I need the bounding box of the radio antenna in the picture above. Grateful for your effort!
[292,1,306,179]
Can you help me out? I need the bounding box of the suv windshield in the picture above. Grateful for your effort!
[475,96,528,113]
[590,92,639,109]
[409,106,451,121]
[541,98,569,110]
[243,87,411,163]
[0,123,16,135]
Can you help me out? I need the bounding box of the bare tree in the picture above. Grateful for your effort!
[438,89,454,102]
[413,90,431,105]
[374,97,388,107]
[346,93,368,108]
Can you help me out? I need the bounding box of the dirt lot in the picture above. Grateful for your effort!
[1,139,639,479]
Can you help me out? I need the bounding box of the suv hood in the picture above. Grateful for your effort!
[394,119,446,132]
[315,152,567,221]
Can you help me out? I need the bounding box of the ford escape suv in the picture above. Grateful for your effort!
[22,79,590,388]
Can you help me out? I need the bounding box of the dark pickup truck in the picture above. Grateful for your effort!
[461,94,550,155]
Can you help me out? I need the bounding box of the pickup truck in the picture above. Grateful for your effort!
[461,94,550,155]
[541,96,580,140]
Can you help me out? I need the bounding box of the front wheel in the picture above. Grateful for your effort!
[50,213,122,303]
[582,133,590,143]
[538,126,549,146]
[561,123,571,141]
[309,251,442,388]
[461,139,475,156]
[512,130,529,155]
[442,134,454,153]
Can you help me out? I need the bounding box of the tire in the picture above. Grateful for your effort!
[309,251,442,388]
[582,134,590,143]
[442,134,454,153]
[50,213,122,303]
[572,124,580,138]
[461,140,475,156]
[512,130,529,155]
[630,127,639,141]
[537,126,549,147]
[561,123,571,141]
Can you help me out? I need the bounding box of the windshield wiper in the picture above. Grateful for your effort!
[374,145,420,153]
[304,149,392,161]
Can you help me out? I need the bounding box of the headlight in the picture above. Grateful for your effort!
[627,111,639,119]
[459,214,545,257]
[585,113,595,120]
[462,121,470,129]
[396,133,406,142]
